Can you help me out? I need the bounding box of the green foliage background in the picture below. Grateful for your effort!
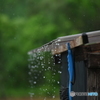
[0,0,100,98]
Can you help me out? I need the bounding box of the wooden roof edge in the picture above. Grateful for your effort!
[28,30,100,55]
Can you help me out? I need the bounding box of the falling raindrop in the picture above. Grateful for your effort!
[42,66,44,68]
[34,81,37,84]
[57,81,60,84]
[28,46,61,99]
[48,61,50,64]
[35,76,37,79]
[45,88,47,91]
[53,73,55,75]
[52,95,55,98]
[28,72,31,75]
[43,76,45,78]
[57,39,61,42]
[58,71,62,74]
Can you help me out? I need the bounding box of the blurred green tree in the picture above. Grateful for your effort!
[0,0,100,98]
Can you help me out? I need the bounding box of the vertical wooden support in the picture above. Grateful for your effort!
[73,61,87,100]
[60,51,69,100]
[87,69,100,100]
[61,51,68,87]
[87,53,100,100]
[60,51,87,100]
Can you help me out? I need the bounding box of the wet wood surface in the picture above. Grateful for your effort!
[28,30,100,55]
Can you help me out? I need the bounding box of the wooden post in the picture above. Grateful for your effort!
[87,69,100,100]
[87,53,100,100]
[74,43,100,100]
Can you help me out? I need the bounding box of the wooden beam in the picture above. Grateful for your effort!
[28,30,100,55]
[84,42,100,53]
[52,35,84,55]
[74,42,100,61]
[87,69,100,100]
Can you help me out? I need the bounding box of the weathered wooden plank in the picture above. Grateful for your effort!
[88,53,100,68]
[84,42,100,52]
[87,69,100,100]
[52,35,84,55]
[28,30,100,55]
[74,42,100,61]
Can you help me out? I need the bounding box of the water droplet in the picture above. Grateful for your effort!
[55,43,60,46]
[48,61,50,64]
[42,66,44,68]
[57,81,60,84]
[37,57,39,59]
[47,92,50,94]
[53,73,55,75]
[40,56,43,60]
[34,81,37,84]
[47,67,51,70]
[28,72,31,75]
[34,76,37,79]
[41,63,44,65]
[33,53,37,57]
[43,76,45,78]
[45,89,47,91]
[58,71,62,74]
[57,39,61,42]
[58,61,61,63]
[52,95,55,98]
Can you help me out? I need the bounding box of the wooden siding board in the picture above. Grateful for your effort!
[87,69,100,100]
